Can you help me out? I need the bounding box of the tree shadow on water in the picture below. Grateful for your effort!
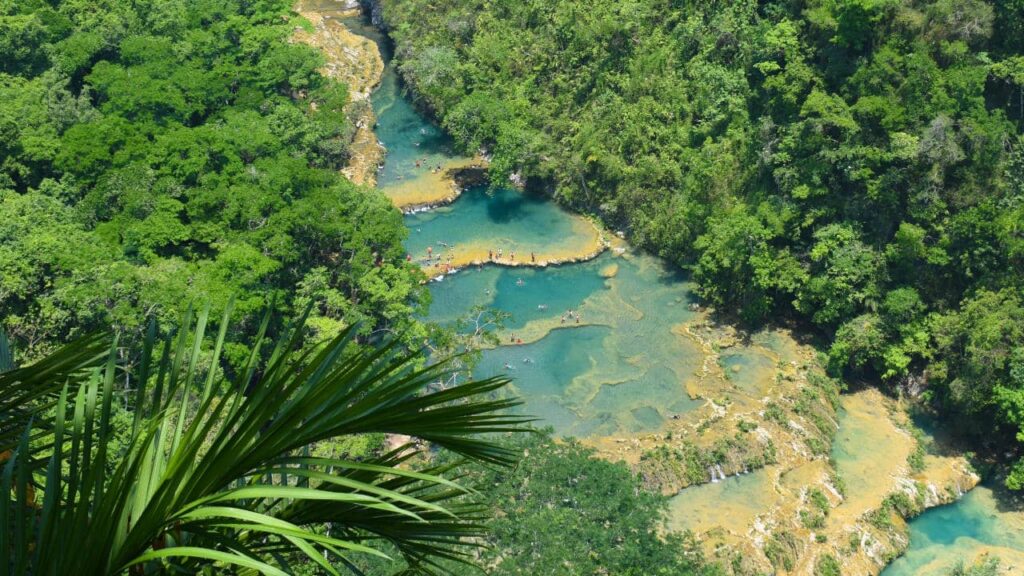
[482,187,548,224]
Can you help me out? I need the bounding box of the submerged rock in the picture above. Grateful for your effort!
[599,263,619,278]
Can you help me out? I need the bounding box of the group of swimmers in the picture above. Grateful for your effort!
[387,154,443,181]
[504,357,534,370]
[405,243,457,273]
[561,309,581,324]
[413,157,444,174]
[487,249,538,264]
[407,243,546,271]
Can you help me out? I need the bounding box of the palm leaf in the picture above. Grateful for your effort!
[1,305,528,575]
[0,331,109,455]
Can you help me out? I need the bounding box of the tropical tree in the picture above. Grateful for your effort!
[1,304,527,575]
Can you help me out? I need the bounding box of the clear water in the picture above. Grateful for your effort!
[425,257,608,330]
[667,469,777,535]
[404,186,599,263]
[832,394,1024,574]
[719,348,778,396]
[426,247,704,437]
[372,67,458,187]
[882,486,1024,575]
[830,392,914,510]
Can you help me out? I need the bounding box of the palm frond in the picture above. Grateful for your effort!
[0,331,109,455]
[1,305,527,575]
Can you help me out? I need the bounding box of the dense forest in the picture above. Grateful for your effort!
[3,0,1024,573]
[379,0,1024,487]
[350,433,720,576]
[0,0,427,366]
[0,1,727,574]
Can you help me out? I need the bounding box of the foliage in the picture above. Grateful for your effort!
[816,553,842,576]
[948,557,1001,576]
[0,306,528,574]
[379,0,1024,487]
[351,432,720,576]
[0,0,426,363]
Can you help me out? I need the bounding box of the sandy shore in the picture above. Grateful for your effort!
[380,157,486,210]
[413,219,611,280]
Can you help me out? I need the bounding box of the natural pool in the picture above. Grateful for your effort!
[830,390,915,512]
[667,468,778,536]
[424,255,608,330]
[370,44,457,190]
[424,247,706,438]
[882,486,1024,575]
[404,186,602,267]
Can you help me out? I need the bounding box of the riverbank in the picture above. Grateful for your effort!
[382,158,488,211]
[415,220,611,279]
[293,0,384,185]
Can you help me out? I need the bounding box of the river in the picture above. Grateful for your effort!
[312,5,1024,574]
